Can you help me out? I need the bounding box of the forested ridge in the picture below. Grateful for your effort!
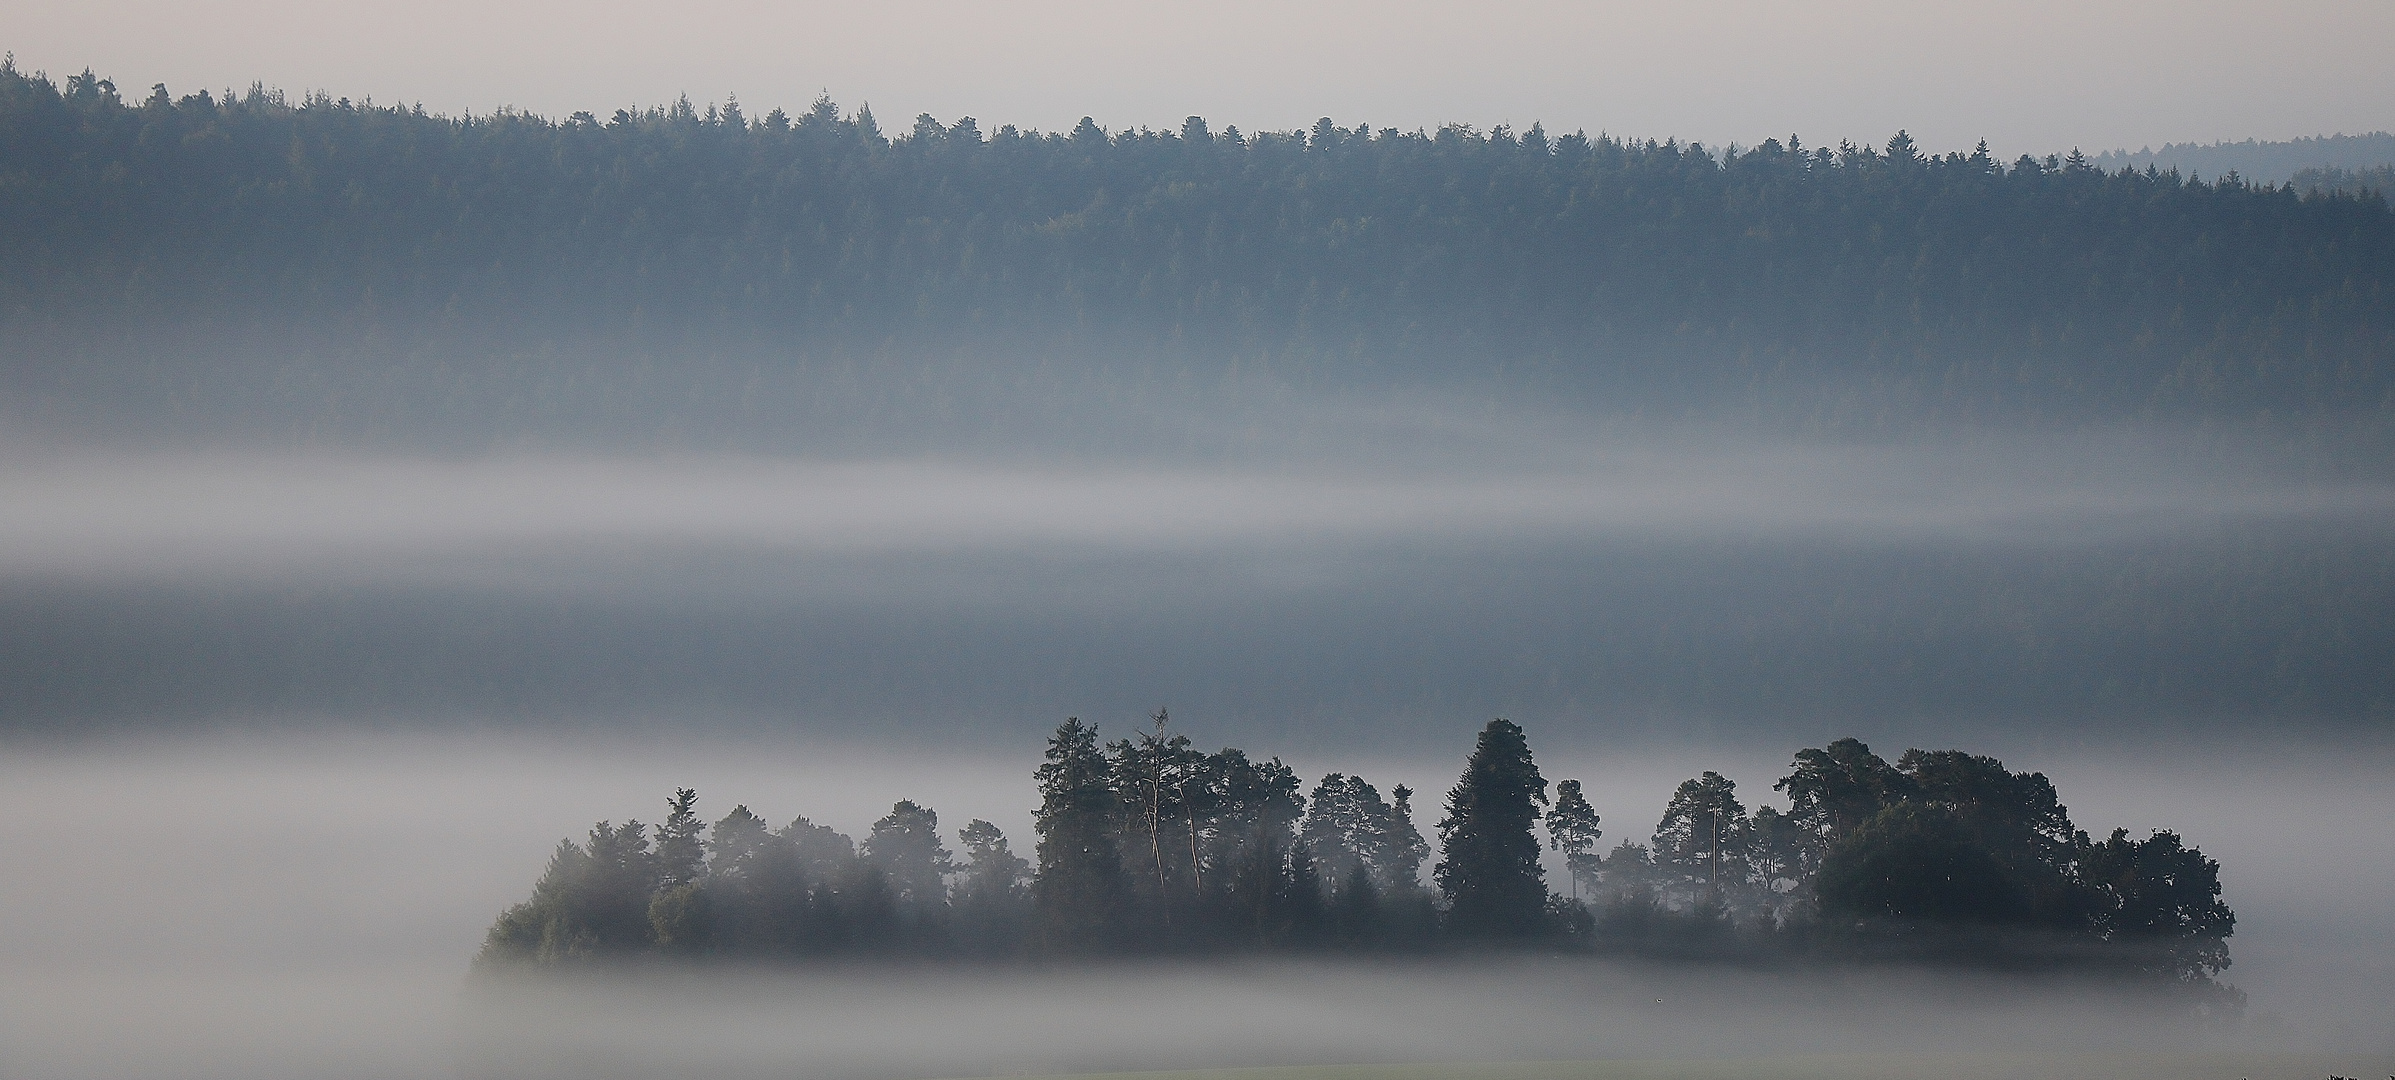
[5,60,2392,430]
[481,718,2238,1004]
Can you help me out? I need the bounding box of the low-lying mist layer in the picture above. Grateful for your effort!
[3,427,2388,737]
[451,960,2277,1080]
[6,441,2392,577]
[0,733,2386,1080]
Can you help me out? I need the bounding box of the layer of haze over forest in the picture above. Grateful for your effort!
[1,46,2391,1080]
[2091,132,2395,186]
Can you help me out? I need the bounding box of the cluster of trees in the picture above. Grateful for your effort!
[5,61,2391,431]
[1560,739,2236,990]
[481,713,1435,962]
[480,719,2235,994]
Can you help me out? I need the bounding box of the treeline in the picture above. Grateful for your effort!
[2295,165,2395,200]
[4,61,2393,425]
[479,718,2236,996]
[2093,132,2395,186]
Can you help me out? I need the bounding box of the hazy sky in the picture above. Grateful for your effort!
[7,0,2391,155]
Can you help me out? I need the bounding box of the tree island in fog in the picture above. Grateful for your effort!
[480,719,2238,1006]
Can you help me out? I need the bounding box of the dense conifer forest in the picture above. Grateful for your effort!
[479,718,2238,1003]
[4,60,2392,438]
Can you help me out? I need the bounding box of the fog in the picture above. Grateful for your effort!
[8,443,2393,578]
[1,734,2390,1080]
[5,389,2392,1077]
[5,417,2390,739]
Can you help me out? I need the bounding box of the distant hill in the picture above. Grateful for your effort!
[2293,164,2395,200]
[2091,133,2395,185]
[4,61,2392,447]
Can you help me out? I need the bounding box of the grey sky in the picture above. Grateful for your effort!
[6,0,2391,155]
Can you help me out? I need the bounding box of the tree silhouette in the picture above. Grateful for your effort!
[2082,827,2236,983]
[1381,784,1430,894]
[864,799,955,922]
[1545,779,1603,901]
[468,727,2238,986]
[1652,772,1750,914]
[654,788,706,889]
[1032,718,1130,951]
[1435,719,1551,938]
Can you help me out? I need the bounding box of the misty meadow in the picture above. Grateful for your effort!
[2,50,2391,1080]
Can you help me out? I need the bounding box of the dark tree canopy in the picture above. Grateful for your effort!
[1032,718,1131,951]
[1778,738,1910,849]
[864,799,954,919]
[2082,827,2236,983]
[1814,802,2035,925]
[1651,772,1751,912]
[1434,719,1550,937]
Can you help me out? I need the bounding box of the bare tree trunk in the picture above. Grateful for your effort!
[1147,709,1170,921]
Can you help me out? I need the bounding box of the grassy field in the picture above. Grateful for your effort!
[969,1052,2390,1080]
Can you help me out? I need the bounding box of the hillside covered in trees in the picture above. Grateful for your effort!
[480,718,2238,1003]
[4,60,2392,444]
[2092,132,2395,186]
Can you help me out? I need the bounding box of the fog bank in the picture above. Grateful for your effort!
[5,428,2390,740]
[0,733,2388,1080]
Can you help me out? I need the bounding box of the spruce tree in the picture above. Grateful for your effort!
[645,788,711,952]
[1381,784,1430,893]
[1434,719,1550,938]
[653,788,706,888]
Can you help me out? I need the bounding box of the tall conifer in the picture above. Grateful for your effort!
[1434,719,1550,937]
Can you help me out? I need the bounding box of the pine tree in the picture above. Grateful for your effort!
[1652,772,1750,912]
[953,819,1032,955]
[1434,719,1550,938]
[957,820,1031,903]
[2081,828,2235,983]
[1544,779,1602,901]
[707,805,773,879]
[1109,708,1203,914]
[1776,738,1907,858]
[1032,718,1130,951]
[1302,773,1394,890]
[864,800,954,916]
